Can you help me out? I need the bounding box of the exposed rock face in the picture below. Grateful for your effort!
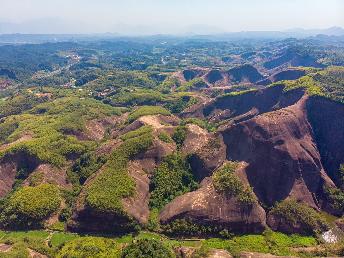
[306,96,344,186]
[266,210,322,235]
[159,178,267,234]
[67,161,146,233]
[122,161,150,224]
[226,64,264,84]
[257,69,306,86]
[135,138,176,173]
[22,164,71,189]
[183,69,207,82]
[263,49,323,70]
[188,134,227,181]
[181,124,209,155]
[179,124,227,181]
[335,218,344,231]
[0,156,17,197]
[0,152,40,197]
[175,65,264,88]
[205,69,226,85]
[221,96,335,208]
[68,136,173,233]
[203,86,304,123]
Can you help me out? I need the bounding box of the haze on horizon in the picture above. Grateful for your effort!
[0,0,343,35]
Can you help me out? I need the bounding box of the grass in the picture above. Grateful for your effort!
[0,229,320,257]
[0,230,50,241]
[202,230,317,257]
[0,230,53,257]
[50,232,79,248]
[56,236,121,258]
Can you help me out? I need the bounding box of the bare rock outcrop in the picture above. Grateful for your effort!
[181,124,210,155]
[191,85,304,123]
[239,252,295,258]
[306,96,344,186]
[22,164,71,189]
[188,134,227,181]
[122,161,151,224]
[68,135,174,233]
[0,151,40,197]
[221,95,335,208]
[159,178,267,234]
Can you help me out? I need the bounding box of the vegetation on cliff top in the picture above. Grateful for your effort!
[0,184,61,229]
[85,130,153,213]
[212,162,256,205]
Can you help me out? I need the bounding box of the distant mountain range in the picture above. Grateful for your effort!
[0,19,343,44]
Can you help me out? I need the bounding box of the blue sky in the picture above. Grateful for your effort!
[0,0,343,34]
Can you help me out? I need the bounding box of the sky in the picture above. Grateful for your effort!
[0,0,343,34]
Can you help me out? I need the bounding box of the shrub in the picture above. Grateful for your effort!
[121,239,174,258]
[164,95,197,113]
[340,164,344,187]
[146,208,160,231]
[269,199,329,235]
[0,184,61,229]
[127,105,171,123]
[162,218,214,237]
[57,237,121,258]
[149,153,198,210]
[191,246,211,258]
[176,78,208,92]
[158,131,173,143]
[172,126,187,148]
[0,96,119,166]
[71,152,106,185]
[120,125,152,141]
[323,186,344,213]
[0,93,46,119]
[181,118,216,132]
[270,75,323,96]
[0,119,18,143]
[85,132,153,213]
[212,162,256,205]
